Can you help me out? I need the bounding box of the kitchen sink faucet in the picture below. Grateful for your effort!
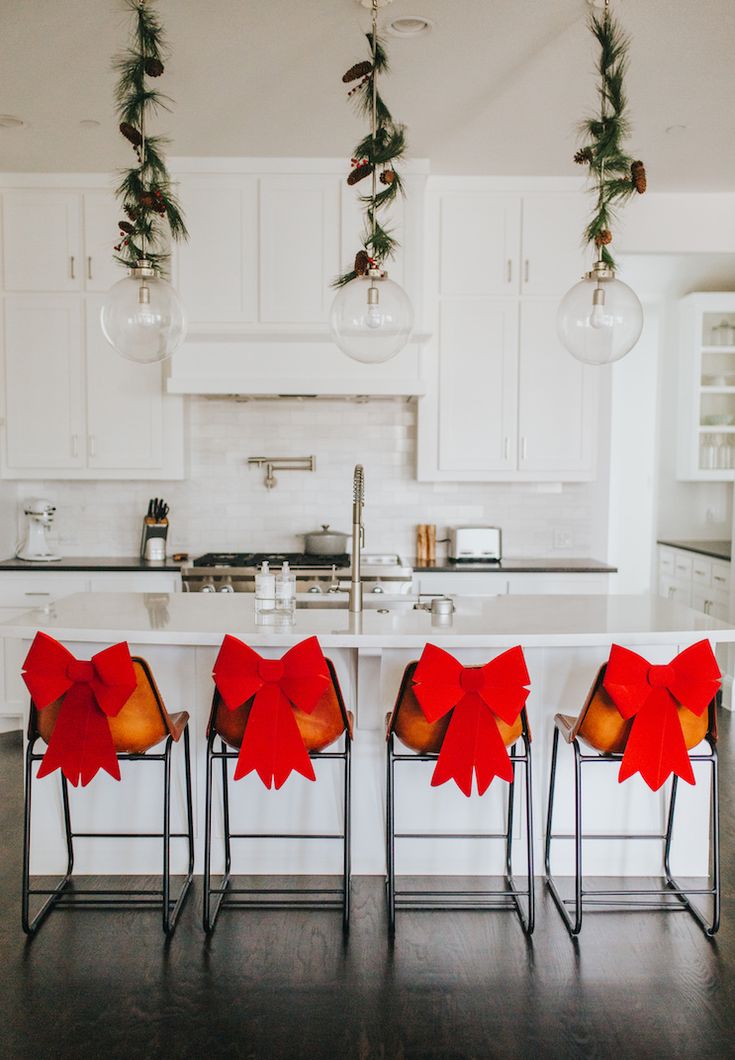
[349,464,364,613]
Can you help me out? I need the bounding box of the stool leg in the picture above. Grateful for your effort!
[164,726,193,936]
[342,736,352,932]
[203,736,215,932]
[523,735,535,934]
[221,740,232,880]
[386,733,396,936]
[22,741,73,935]
[505,740,534,935]
[162,736,173,934]
[545,726,583,936]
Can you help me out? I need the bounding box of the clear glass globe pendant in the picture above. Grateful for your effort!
[101,260,187,364]
[557,260,643,366]
[330,268,414,364]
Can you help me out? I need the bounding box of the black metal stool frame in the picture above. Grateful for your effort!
[386,714,534,937]
[202,729,352,934]
[22,727,194,937]
[544,705,720,938]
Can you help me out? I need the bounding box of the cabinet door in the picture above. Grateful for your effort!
[83,191,124,292]
[175,175,258,323]
[85,296,164,470]
[3,295,85,470]
[2,191,82,291]
[437,299,518,471]
[520,195,588,296]
[439,194,520,297]
[517,300,597,474]
[259,176,341,324]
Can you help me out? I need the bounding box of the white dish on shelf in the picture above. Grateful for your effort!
[702,373,735,386]
[701,414,735,426]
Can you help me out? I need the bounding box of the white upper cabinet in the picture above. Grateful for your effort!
[85,296,165,471]
[417,181,598,482]
[259,175,340,325]
[175,174,258,325]
[82,191,124,292]
[2,295,84,470]
[2,191,82,292]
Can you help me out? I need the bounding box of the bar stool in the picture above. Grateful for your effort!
[385,643,534,935]
[22,632,194,936]
[203,635,352,932]
[545,640,721,937]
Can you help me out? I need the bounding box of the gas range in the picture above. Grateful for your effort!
[181,551,414,595]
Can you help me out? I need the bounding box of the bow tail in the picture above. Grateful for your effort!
[618,690,695,791]
[37,685,120,788]
[474,706,515,795]
[234,685,316,789]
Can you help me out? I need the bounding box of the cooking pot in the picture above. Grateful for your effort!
[304,524,350,555]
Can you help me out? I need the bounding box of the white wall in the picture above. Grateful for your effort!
[9,397,607,561]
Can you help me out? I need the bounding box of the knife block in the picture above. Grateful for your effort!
[140,519,168,560]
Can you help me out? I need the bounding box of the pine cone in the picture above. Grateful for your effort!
[144,57,164,78]
[342,61,372,83]
[118,220,135,234]
[631,160,647,194]
[574,147,593,165]
[124,204,139,221]
[594,229,613,247]
[354,250,370,276]
[347,162,374,186]
[139,193,155,209]
[119,122,142,147]
[380,169,396,185]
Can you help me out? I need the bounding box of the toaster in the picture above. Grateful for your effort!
[448,526,502,562]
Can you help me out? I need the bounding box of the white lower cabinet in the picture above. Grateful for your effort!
[0,569,181,725]
[415,570,611,597]
[657,545,731,618]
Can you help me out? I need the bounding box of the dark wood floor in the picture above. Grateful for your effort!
[1,717,734,1060]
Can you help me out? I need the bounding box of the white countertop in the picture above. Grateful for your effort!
[1,592,733,649]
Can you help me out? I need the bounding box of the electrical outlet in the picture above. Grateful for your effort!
[553,529,573,550]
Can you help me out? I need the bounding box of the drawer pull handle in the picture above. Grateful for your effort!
[25,592,51,597]
[506,259,512,283]
[69,255,75,280]
[503,436,510,461]
[524,259,530,284]
[87,256,93,280]
[713,574,727,583]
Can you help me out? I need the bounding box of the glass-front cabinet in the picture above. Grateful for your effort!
[677,293,735,480]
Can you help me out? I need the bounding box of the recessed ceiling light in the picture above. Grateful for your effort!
[79,119,101,129]
[386,15,433,38]
[0,115,24,129]
[665,124,687,135]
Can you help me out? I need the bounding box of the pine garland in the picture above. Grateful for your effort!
[574,6,646,269]
[333,28,407,287]
[112,0,187,273]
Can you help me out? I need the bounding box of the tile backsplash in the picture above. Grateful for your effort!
[12,398,605,560]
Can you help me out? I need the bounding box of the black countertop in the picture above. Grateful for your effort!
[409,557,617,574]
[0,556,183,572]
[657,539,731,562]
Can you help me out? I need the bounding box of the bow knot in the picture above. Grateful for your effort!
[647,663,674,689]
[22,631,137,787]
[212,635,330,789]
[603,640,720,790]
[67,659,95,683]
[411,643,530,797]
[258,658,285,683]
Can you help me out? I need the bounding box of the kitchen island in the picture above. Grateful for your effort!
[4,592,732,879]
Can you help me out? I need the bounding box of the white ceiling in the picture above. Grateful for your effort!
[1,0,734,189]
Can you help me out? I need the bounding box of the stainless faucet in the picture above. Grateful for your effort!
[349,464,364,613]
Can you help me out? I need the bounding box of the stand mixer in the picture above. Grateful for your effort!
[16,499,62,562]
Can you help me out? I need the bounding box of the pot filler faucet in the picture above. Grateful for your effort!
[349,464,364,613]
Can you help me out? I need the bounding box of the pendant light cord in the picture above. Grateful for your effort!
[370,0,378,265]
[139,0,147,264]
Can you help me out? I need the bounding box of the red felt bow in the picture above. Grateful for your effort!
[411,643,530,797]
[22,631,137,787]
[212,634,330,789]
[603,640,720,791]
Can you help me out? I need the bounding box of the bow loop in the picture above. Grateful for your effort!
[411,644,530,797]
[212,635,331,789]
[21,631,137,787]
[603,640,720,790]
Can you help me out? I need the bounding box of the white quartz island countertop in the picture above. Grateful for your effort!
[2,591,734,648]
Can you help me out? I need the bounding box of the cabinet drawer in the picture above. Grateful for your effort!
[657,547,675,576]
[672,552,693,579]
[690,557,712,584]
[658,576,692,607]
[691,586,730,620]
[710,560,730,592]
[0,574,90,607]
[417,574,508,596]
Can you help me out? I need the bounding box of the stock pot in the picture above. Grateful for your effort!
[304,525,350,554]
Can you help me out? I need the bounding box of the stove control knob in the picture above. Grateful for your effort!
[308,585,322,594]
[372,584,384,593]
[201,580,216,593]
[218,584,234,593]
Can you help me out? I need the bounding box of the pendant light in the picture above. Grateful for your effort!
[101,0,187,365]
[558,0,646,366]
[330,0,413,363]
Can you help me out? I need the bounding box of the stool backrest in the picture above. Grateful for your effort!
[388,660,526,754]
[573,663,717,754]
[208,656,349,753]
[29,657,175,755]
